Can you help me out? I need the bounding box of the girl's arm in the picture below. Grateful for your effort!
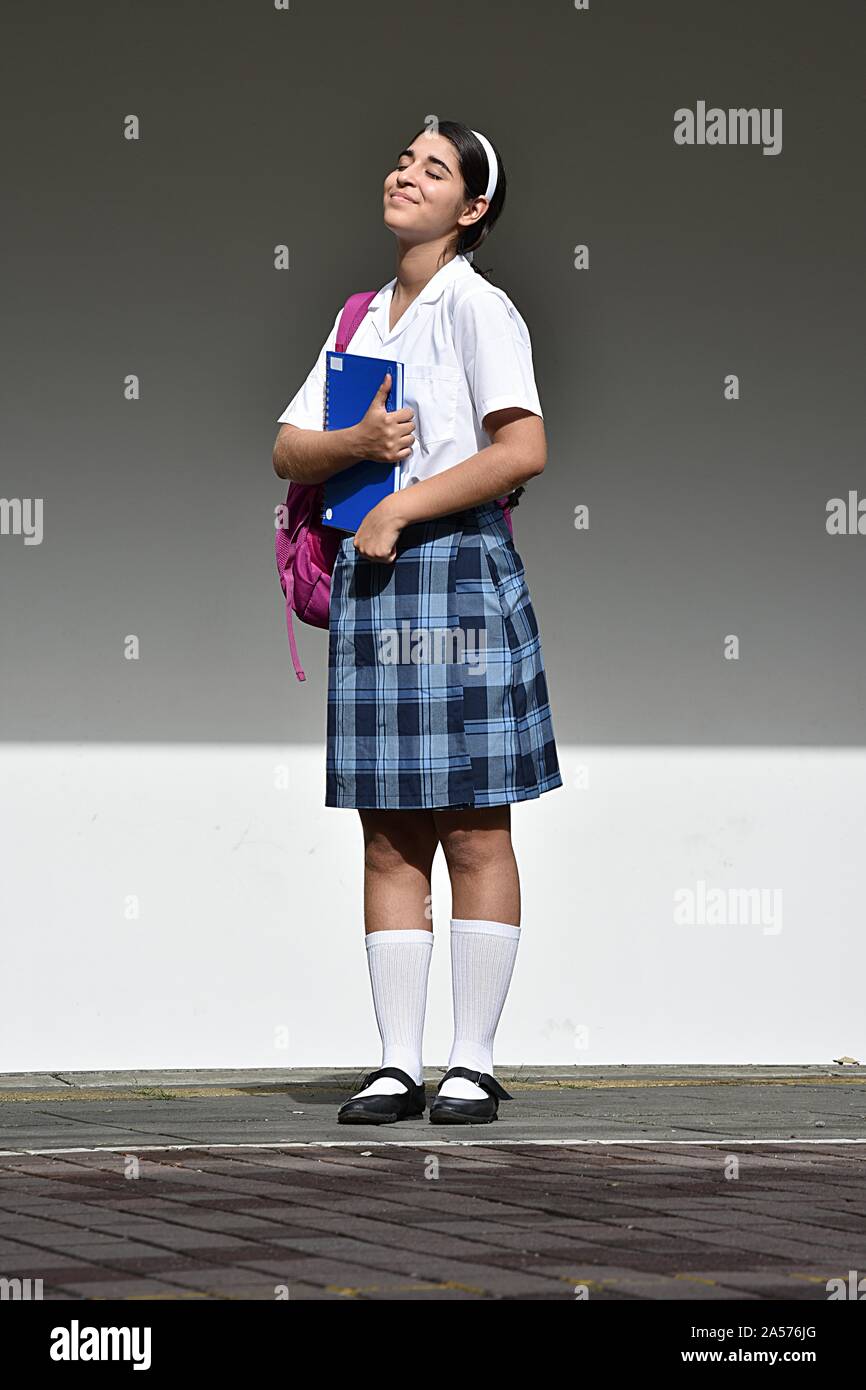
[387,407,546,528]
[272,421,364,486]
[273,373,416,485]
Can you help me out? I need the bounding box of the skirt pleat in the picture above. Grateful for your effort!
[326,501,563,810]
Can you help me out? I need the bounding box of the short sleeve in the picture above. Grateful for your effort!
[452,287,543,429]
[276,306,343,430]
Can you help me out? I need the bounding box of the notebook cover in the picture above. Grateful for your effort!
[321,352,404,533]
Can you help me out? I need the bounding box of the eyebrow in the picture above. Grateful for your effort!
[397,145,454,176]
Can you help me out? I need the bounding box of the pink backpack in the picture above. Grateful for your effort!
[275,290,515,681]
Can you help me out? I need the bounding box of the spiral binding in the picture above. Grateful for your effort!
[320,362,332,522]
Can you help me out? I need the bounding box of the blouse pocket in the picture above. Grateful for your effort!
[403,364,461,449]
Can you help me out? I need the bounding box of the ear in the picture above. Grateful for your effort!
[457,195,490,231]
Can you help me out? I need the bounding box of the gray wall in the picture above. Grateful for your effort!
[2,0,863,743]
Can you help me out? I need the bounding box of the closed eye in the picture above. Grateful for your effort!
[395,160,445,181]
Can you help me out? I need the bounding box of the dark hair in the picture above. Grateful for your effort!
[411,119,507,280]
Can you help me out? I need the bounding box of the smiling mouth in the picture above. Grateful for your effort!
[390,192,416,204]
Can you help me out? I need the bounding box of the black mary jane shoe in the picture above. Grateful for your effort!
[428,1066,513,1125]
[337,1066,426,1125]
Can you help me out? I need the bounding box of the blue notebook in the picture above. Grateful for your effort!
[321,352,405,533]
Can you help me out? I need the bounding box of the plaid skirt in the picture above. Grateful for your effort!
[326,500,563,810]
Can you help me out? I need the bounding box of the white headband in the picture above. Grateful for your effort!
[471,128,499,203]
[463,129,498,263]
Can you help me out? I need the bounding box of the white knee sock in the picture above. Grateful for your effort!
[439,918,520,1101]
[350,928,433,1099]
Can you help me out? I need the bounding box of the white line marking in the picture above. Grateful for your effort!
[1,1138,865,1157]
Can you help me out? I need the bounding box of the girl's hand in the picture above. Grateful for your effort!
[353,373,416,463]
[353,494,405,563]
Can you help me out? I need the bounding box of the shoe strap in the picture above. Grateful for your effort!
[438,1066,513,1101]
[361,1066,421,1091]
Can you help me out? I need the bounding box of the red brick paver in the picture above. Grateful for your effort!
[1,1143,863,1300]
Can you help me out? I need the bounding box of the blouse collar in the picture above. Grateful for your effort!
[368,254,474,343]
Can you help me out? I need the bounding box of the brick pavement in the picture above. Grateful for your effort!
[0,1068,864,1300]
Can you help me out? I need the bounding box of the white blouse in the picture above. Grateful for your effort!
[276,252,543,489]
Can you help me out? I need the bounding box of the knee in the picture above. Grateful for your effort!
[440,826,508,878]
[364,832,407,877]
[364,825,436,877]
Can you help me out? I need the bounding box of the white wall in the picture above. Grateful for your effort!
[1,744,862,1072]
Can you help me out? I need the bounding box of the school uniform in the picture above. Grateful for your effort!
[277,252,563,811]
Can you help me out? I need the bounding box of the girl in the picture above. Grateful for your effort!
[273,120,563,1125]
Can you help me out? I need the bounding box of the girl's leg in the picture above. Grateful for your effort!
[361,807,439,935]
[348,808,440,1100]
[432,805,521,1101]
[433,805,519,924]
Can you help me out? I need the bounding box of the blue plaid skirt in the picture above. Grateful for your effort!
[326,501,563,810]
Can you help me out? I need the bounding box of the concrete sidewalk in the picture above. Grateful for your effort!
[1,1064,864,1150]
[1,1066,864,1300]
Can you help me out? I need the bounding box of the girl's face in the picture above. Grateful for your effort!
[383,130,487,248]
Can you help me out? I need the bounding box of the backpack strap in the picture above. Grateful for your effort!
[283,567,306,682]
[335,291,378,352]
